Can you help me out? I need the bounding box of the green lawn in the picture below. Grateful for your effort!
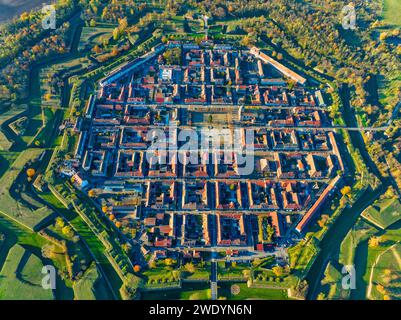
[143,266,181,288]
[218,262,249,281]
[0,151,19,178]
[218,282,290,300]
[0,148,55,230]
[73,263,113,300]
[141,283,211,300]
[37,190,122,299]
[78,26,114,51]
[0,105,27,150]
[288,238,319,274]
[383,0,401,27]
[362,197,401,229]
[0,244,54,300]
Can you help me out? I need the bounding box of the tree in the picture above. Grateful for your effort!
[89,19,96,27]
[42,244,56,259]
[368,236,381,248]
[88,189,95,197]
[272,266,284,277]
[113,27,120,41]
[93,45,102,54]
[184,262,196,273]
[62,226,73,236]
[134,265,141,273]
[376,284,386,295]
[102,206,108,213]
[56,217,65,228]
[267,225,275,242]
[26,168,36,178]
[340,186,351,196]
[111,47,119,57]
[164,258,175,266]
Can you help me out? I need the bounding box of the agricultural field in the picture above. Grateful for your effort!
[0,244,54,300]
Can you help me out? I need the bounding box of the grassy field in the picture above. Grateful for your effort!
[218,282,290,300]
[38,190,122,298]
[288,237,319,274]
[383,0,401,27]
[0,148,54,230]
[370,243,401,300]
[0,150,19,178]
[0,214,75,299]
[217,261,249,281]
[0,244,54,300]
[0,104,27,150]
[141,282,211,300]
[362,197,401,229]
[78,26,114,52]
[363,221,401,299]
[73,263,113,300]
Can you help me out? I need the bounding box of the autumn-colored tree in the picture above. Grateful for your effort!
[113,28,120,41]
[62,226,72,236]
[368,236,381,248]
[26,168,36,178]
[184,262,196,273]
[134,265,141,273]
[164,258,175,266]
[111,47,119,57]
[376,284,386,295]
[272,266,284,277]
[115,221,122,228]
[93,45,102,54]
[42,244,56,259]
[88,189,95,197]
[56,217,65,228]
[102,206,108,213]
[109,214,115,221]
[341,186,352,196]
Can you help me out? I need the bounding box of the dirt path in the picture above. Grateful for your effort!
[391,245,401,269]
